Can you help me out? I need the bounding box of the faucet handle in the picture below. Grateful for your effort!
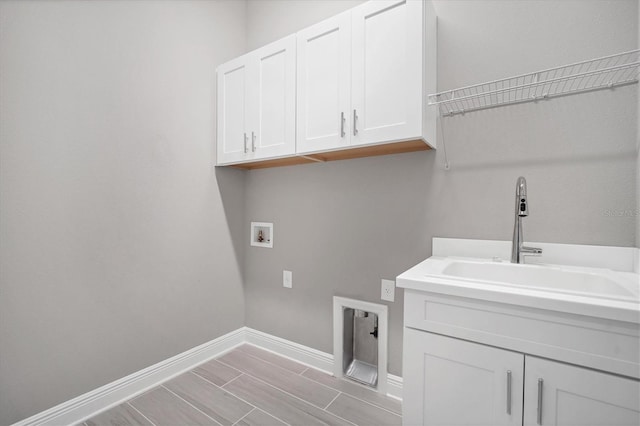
[520,246,543,256]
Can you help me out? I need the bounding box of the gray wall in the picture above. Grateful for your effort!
[244,0,639,377]
[246,0,365,51]
[1,2,638,423]
[0,1,247,423]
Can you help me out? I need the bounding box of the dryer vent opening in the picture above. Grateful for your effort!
[342,308,379,387]
[333,296,388,394]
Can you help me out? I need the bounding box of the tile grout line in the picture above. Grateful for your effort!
[90,351,399,426]
[126,401,158,426]
[323,391,342,410]
[231,407,254,426]
[160,384,224,426]
[331,391,402,419]
[190,369,245,392]
[215,358,357,426]
[203,358,245,376]
[218,371,245,389]
[301,367,402,417]
[302,372,402,417]
[320,391,402,425]
[220,351,350,406]
[215,358,321,407]
[196,371,293,426]
[235,346,309,375]
[190,372,263,420]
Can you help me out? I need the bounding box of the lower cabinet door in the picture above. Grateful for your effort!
[403,328,524,426]
[523,356,640,426]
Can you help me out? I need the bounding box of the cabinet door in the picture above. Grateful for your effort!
[524,356,640,426]
[296,11,352,154]
[250,35,297,160]
[217,56,249,165]
[403,328,524,426]
[351,0,423,146]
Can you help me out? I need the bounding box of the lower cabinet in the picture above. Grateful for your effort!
[403,328,640,426]
[523,357,640,426]
[403,328,524,426]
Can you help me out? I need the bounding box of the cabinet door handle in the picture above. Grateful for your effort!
[537,378,544,425]
[506,370,512,415]
[353,109,358,136]
[251,131,256,152]
[244,133,248,153]
[340,112,345,138]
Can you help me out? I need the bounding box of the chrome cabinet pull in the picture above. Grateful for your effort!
[340,112,345,137]
[243,133,248,153]
[251,131,256,152]
[537,378,543,425]
[353,109,358,136]
[506,370,512,415]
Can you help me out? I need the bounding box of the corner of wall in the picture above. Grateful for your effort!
[637,0,640,249]
[242,0,249,54]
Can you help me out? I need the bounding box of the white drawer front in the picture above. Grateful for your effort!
[404,290,640,379]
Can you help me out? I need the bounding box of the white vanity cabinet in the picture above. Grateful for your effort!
[523,357,640,426]
[403,328,524,426]
[402,291,640,426]
[217,35,296,165]
[404,328,640,426]
[296,0,436,155]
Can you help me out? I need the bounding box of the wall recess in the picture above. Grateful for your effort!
[251,222,273,248]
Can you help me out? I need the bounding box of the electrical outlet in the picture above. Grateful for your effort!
[283,270,292,288]
[381,279,395,302]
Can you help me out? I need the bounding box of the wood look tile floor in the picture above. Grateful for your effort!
[81,345,402,426]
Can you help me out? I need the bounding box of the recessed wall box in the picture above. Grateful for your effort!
[250,222,273,248]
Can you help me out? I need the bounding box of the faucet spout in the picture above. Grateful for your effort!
[511,177,542,263]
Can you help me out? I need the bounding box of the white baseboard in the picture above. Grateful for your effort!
[386,373,403,401]
[13,328,245,426]
[13,327,403,426]
[244,328,334,373]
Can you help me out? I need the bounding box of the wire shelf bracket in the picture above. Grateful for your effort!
[428,50,640,117]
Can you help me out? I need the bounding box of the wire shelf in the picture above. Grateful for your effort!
[428,50,640,116]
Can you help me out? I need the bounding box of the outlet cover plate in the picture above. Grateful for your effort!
[283,270,292,288]
[381,279,395,302]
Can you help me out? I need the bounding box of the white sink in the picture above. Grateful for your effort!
[396,239,640,324]
[441,260,637,301]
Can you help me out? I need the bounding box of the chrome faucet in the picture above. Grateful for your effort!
[511,177,543,263]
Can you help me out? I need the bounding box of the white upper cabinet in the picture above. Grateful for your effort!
[250,35,296,160]
[296,12,352,154]
[351,0,425,146]
[217,0,436,167]
[296,0,436,156]
[217,35,296,165]
[217,56,250,165]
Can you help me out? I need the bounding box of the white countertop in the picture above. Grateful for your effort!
[397,239,640,324]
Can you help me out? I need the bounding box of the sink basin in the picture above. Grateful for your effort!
[440,260,638,301]
[396,239,640,324]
